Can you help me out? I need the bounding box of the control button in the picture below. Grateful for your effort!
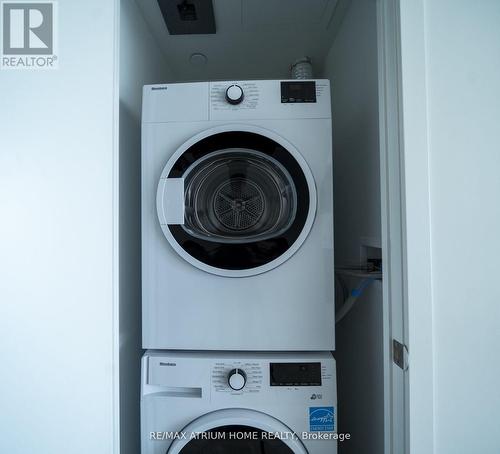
[225,84,244,105]
[228,368,247,390]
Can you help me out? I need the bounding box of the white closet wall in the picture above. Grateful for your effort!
[0,1,118,453]
[119,0,174,452]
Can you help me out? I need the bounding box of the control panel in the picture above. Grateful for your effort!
[208,79,330,121]
[143,80,331,123]
[280,81,317,103]
[211,360,332,394]
[210,81,260,112]
[142,79,331,123]
[270,362,322,386]
[212,361,263,394]
[144,352,336,407]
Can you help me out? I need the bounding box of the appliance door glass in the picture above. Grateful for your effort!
[166,409,308,454]
[183,149,296,244]
[178,425,294,453]
[157,129,316,276]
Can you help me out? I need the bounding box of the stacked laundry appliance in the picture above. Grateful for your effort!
[141,79,336,453]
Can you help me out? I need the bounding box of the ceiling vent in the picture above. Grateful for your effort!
[157,0,216,35]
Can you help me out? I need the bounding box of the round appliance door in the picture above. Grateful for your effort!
[167,408,308,454]
[157,125,317,277]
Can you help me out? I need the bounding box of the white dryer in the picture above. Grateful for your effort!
[142,80,334,350]
[141,351,337,454]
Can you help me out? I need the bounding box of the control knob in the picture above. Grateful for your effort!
[228,368,247,390]
[225,84,244,105]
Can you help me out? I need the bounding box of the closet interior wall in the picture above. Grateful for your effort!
[119,0,174,453]
[322,0,384,453]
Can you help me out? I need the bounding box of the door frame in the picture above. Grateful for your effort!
[377,0,435,453]
[377,0,407,452]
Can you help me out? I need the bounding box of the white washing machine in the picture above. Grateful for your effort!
[142,80,334,350]
[141,351,337,454]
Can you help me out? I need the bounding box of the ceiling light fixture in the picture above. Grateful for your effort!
[189,53,208,66]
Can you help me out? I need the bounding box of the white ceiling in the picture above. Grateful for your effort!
[135,0,342,81]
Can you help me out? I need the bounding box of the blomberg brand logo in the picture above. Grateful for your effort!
[1,1,58,69]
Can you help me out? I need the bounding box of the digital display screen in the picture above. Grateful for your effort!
[281,81,316,103]
[270,362,322,386]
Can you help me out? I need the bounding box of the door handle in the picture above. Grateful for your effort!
[157,177,185,225]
